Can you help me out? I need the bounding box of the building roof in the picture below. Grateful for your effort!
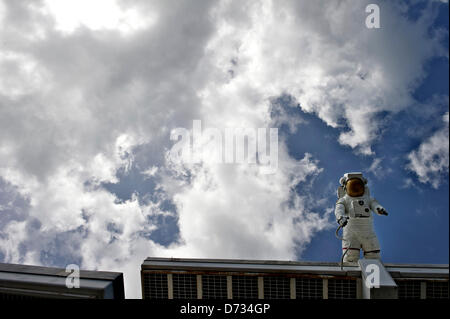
[142,257,449,279]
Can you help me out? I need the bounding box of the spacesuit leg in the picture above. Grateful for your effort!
[342,237,360,263]
[361,232,381,260]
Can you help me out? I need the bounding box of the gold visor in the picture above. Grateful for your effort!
[346,178,365,197]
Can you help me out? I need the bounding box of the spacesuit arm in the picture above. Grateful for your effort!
[335,198,347,222]
[370,198,388,215]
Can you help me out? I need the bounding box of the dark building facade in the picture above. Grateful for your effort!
[141,257,449,299]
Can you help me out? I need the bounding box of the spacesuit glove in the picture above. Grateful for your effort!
[376,207,388,216]
[338,216,348,227]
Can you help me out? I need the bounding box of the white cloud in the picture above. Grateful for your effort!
[367,157,393,179]
[407,112,449,188]
[0,1,5,26]
[141,166,159,179]
[41,0,157,35]
[0,51,51,99]
[0,0,446,298]
[162,152,327,259]
[207,0,446,154]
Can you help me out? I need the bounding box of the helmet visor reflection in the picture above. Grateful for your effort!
[346,178,365,197]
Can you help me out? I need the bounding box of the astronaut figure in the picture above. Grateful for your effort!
[335,172,388,264]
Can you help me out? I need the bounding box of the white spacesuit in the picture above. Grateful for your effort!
[334,172,388,264]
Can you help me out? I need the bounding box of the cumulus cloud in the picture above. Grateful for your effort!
[367,157,394,179]
[209,0,446,155]
[41,0,157,35]
[407,112,449,188]
[0,0,446,298]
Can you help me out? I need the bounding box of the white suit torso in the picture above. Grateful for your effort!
[336,193,374,233]
[335,186,382,247]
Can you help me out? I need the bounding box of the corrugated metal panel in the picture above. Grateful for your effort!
[328,279,357,299]
[296,277,323,299]
[173,274,197,299]
[142,273,168,299]
[202,275,227,299]
[140,258,448,300]
[263,276,291,299]
[232,275,258,299]
[426,281,449,299]
[397,280,421,299]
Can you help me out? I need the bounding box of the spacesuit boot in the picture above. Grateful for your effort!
[342,249,360,266]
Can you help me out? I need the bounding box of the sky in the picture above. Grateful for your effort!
[0,0,448,298]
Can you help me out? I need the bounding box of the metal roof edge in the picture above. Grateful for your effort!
[143,257,449,269]
[0,262,123,281]
[143,257,341,267]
